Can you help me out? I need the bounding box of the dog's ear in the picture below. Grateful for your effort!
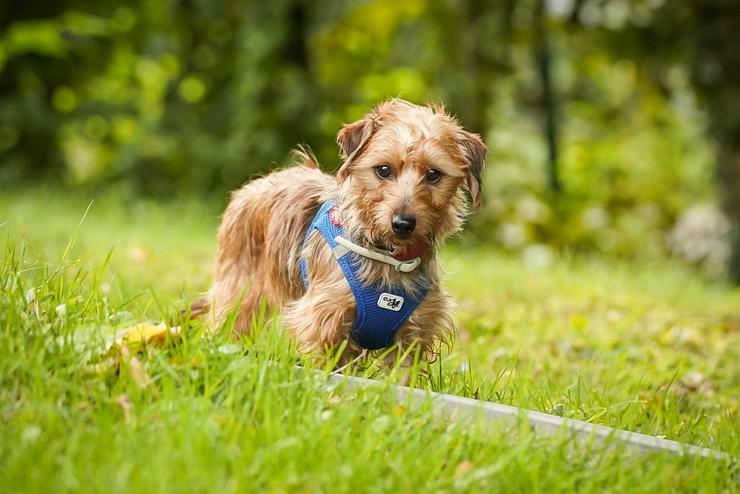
[458,130,487,209]
[336,116,377,182]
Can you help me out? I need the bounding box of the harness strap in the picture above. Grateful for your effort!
[299,200,429,350]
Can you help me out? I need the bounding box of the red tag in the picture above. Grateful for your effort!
[329,205,342,226]
[394,240,429,261]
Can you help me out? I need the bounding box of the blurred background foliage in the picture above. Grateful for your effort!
[1,0,738,280]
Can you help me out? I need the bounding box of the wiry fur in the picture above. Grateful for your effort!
[206,99,486,365]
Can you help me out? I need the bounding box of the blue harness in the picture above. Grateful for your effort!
[299,200,428,350]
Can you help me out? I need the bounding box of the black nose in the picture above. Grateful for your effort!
[391,214,416,238]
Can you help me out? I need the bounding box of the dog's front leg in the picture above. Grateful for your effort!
[386,286,456,383]
[282,284,359,361]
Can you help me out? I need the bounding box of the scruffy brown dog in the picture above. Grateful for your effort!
[207,99,486,365]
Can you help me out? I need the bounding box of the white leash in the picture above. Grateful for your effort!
[333,236,421,272]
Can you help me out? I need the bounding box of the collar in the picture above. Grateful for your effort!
[334,236,421,272]
[328,205,426,272]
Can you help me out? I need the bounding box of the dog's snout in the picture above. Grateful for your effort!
[391,214,416,238]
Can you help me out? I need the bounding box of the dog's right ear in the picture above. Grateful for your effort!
[336,116,377,182]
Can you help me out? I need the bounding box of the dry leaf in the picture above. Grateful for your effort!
[455,460,474,478]
[116,394,133,416]
[121,345,152,389]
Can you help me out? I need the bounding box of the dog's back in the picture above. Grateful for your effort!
[208,153,336,332]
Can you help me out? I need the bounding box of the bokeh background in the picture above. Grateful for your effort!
[1,0,738,281]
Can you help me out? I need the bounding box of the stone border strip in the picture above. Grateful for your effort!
[325,372,731,461]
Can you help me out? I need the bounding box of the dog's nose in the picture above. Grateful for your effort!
[391,214,416,238]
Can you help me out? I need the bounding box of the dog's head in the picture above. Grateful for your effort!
[335,99,486,256]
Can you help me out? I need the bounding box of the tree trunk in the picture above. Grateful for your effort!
[691,0,740,282]
[534,0,561,193]
[717,142,740,282]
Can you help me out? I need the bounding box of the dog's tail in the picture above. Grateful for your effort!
[291,145,320,169]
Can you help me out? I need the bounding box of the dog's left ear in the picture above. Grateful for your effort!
[336,116,377,182]
[458,130,487,209]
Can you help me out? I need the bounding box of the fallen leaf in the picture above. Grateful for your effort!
[677,371,715,395]
[121,345,152,389]
[116,394,133,419]
[455,460,474,478]
[127,246,148,262]
[123,322,181,347]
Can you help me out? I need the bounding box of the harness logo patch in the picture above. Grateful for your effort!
[377,293,404,312]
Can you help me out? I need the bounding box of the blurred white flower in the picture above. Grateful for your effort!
[516,195,551,224]
[497,222,528,248]
[523,244,554,269]
[582,207,609,230]
[668,204,730,276]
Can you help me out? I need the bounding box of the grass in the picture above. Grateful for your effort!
[1,186,738,493]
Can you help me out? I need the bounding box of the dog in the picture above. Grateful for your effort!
[206,99,486,366]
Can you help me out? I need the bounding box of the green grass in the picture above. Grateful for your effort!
[1,187,738,493]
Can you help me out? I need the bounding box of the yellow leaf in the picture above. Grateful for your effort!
[123,322,181,346]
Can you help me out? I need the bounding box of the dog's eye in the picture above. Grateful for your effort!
[425,169,443,184]
[375,165,393,180]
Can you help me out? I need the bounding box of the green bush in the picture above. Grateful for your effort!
[0,1,727,262]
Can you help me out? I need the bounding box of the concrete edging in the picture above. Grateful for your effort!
[324,372,732,461]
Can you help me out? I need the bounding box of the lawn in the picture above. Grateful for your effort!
[1,187,738,493]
